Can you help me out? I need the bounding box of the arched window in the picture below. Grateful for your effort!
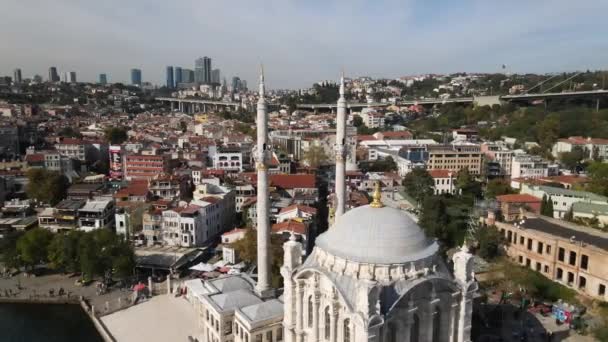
[308,296,313,328]
[411,314,420,342]
[343,319,350,342]
[432,307,441,342]
[324,306,331,340]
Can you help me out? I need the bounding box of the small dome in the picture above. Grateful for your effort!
[316,205,438,264]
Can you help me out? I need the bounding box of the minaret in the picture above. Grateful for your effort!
[254,65,272,296]
[334,73,347,219]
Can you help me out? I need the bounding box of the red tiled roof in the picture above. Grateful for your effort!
[357,135,377,142]
[200,196,220,204]
[114,180,149,198]
[239,174,316,189]
[279,204,317,215]
[379,131,413,139]
[25,154,45,163]
[428,169,454,178]
[175,204,201,214]
[222,228,247,237]
[496,194,541,203]
[272,220,307,235]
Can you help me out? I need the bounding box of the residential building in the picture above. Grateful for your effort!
[124,154,170,180]
[452,128,479,142]
[553,136,608,160]
[428,170,457,195]
[360,109,385,128]
[13,69,22,83]
[38,199,86,232]
[496,214,608,301]
[496,194,542,221]
[148,174,182,200]
[213,151,244,173]
[195,57,212,84]
[0,125,20,158]
[78,199,115,232]
[521,184,608,219]
[54,138,89,162]
[48,67,59,82]
[510,154,558,179]
[99,73,107,85]
[426,143,483,175]
[480,142,513,176]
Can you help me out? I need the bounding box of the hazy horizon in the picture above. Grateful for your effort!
[2,0,607,89]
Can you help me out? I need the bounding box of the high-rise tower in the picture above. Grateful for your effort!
[166,66,174,88]
[334,73,347,219]
[254,66,271,297]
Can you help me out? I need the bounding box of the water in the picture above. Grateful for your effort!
[0,302,103,342]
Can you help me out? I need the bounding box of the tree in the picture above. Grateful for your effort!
[48,231,83,273]
[57,127,82,138]
[26,169,69,205]
[179,120,188,133]
[231,228,285,288]
[16,228,53,269]
[559,146,585,171]
[456,168,482,198]
[352,115,363,127]
[104,126,128,144]
[402,168,434,204]
[540,195,554,217]
[302,145,329,168]
[0,230,24,269]
[485,179,514,199]
[418,196,451,245]
[587,162,608,196]
[475,225,504,260]
[365,156,397,172]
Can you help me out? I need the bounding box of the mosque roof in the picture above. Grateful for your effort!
[315,205,438,264]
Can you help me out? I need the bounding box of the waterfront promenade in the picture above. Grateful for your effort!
[0,272,132,314]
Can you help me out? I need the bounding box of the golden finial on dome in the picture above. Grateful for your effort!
[370,181,384,208]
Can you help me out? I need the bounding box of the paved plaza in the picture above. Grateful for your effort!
[102,294,200,342]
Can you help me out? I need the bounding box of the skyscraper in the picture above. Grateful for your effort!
[99,74,107,85]
[231,76,241,92]
[194,56,212,84]
[69,71,77,83]
[174,67,182,86]
[182,69,194,83]
[62,72,69,83]
[13,69,22,84]
[48,67,59,82]
[166,66,174,88]
[211,69,220,84]
[131,68,142,86]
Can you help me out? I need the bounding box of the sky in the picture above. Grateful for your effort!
[1,0,607,89]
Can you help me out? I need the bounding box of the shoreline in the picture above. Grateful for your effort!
[0,297,80,305]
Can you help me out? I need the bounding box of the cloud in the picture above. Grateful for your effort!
[1,0,607,88]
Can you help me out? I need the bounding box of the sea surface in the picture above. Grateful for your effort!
[0,302,103,342]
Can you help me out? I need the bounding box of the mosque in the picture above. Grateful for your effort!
[185,69,477,342]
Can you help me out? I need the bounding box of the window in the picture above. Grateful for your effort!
[520,236,524,245]
[546,245,552,254]
[526,258,531,267]
[544,265,549,273]
[567,272,574,284]
[569,251,577,266]
[224,321,232,335]
[507,231,512,243]
[599,284,606,296]
[308,296,313,328]
[581,255,589,270]
[579,276,587,289]
[343,319,350,342]
[558,248,565,262]
[277,327,283,341]
[518,256,523,264]
[527,238,533,250]
[513,232,518,244]
[266,330,272,341]
[556,268,563,280]
[255,334,262,342]
[432,308,441,342]
[536,262,541,271]
[324,307,331,340]
[411,314,420,342]
[537,242,544,254]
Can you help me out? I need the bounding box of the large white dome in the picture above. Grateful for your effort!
[315,205,438,264]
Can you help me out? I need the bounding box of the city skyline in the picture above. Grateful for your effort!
[1,1,608,88]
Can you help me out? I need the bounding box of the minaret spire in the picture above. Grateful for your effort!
[334,72,347,219]
[255,65,272,296]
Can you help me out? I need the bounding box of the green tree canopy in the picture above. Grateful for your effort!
[559,146,586,171]
[474,225,504,260]
[48,230,83,273]
[302,145,329,168]
[16,228,53,268]
[104,126,129,144]
[365,156,397,172]
[455,168,482,198]
[485,179,514,199]
[231,228,284,288]
[26,169,70,205]
[402,168,434,205]
[587,162,608,196]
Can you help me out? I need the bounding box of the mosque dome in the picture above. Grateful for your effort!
[316,203,438,265]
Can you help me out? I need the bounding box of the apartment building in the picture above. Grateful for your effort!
[77,199,115,232]
[521,184,608,219]
[496,214,608,301]
[428,170,457,195]
[553,136,608,160]
[511,154,558,179]
[481,142,513,176]
[426,143,483,175]
[124,154,170,180]
[149,174,182,200]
